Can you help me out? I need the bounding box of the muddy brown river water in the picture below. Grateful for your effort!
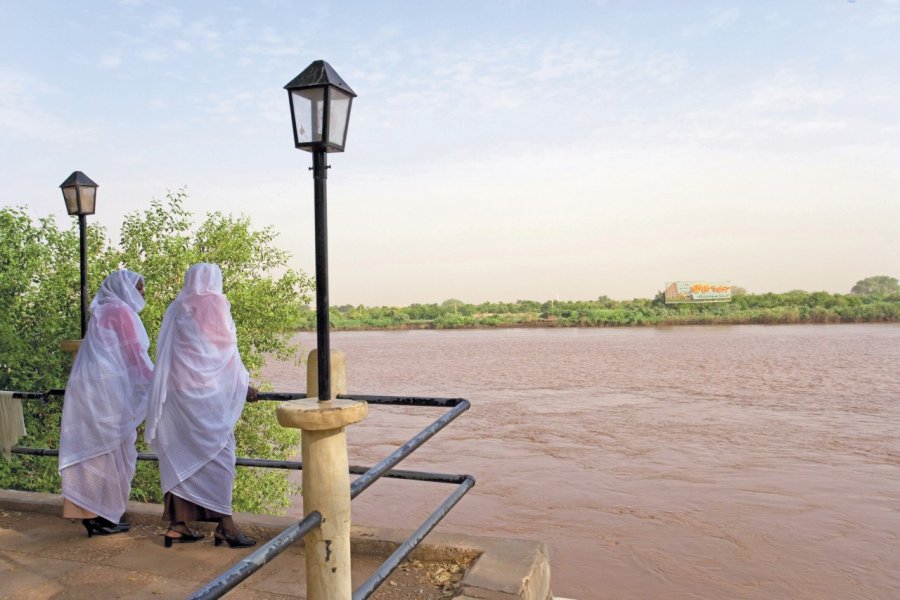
[261,324,900,599]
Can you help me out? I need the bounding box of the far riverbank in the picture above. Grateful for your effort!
[294,290,900,331]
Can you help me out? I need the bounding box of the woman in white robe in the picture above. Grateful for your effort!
[59,269,153,536]
[145,263,257,548]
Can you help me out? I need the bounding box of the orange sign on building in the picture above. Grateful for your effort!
[664,281,732,304]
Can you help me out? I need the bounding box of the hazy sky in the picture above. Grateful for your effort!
[2,1,898,305]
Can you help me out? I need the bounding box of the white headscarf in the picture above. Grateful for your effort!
[59,269,153,468]
[91,269,146,315]
[145,263,249,487]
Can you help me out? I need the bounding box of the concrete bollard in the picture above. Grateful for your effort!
[306,349,347,398]
[276,349,366,600]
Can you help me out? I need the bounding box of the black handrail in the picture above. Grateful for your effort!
[7,390,475,599]
[353,475,475,600]
[9,389,65,400]
[189,393,473,599]
[187,511,323,600]
[350,399,469,499]
[11,446,470,486]
[10,389,467,406]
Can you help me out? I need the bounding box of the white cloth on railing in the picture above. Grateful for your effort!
[0,390,27,459]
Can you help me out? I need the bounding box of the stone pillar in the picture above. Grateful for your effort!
[306,349,347,399]
[276,352,366,600]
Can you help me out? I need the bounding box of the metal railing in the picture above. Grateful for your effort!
[7,389,474,600]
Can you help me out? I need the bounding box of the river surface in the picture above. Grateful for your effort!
[261,324,900,599]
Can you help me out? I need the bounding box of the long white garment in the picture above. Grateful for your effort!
[59,270,153,523]
[145,263,249,514]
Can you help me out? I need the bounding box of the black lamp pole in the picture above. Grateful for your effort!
[78,213,88,337]
[285,60,356,402]
[312,149,331,401]
[60,171,98,339]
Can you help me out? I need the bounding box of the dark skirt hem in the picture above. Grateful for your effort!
[162,492,228,523]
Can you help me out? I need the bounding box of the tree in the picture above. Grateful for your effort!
[0,193,313,514]
[851,276,899,296]
[441,298,464,314]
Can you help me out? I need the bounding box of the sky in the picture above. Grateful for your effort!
[2,0,898,306]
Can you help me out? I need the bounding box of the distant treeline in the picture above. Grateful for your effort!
[294,290,900,330]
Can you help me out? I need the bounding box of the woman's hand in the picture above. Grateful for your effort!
[246,385,259,402]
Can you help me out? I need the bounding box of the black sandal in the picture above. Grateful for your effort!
[163,524,205,548]
[82,518,128,537]
[213,525,256,548]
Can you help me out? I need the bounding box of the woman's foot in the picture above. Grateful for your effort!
[82,518,128,537]
[163,522,204,548]
[213,530,256,548]
[214,517,256,548]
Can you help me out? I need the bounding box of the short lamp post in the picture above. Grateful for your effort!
[277,60,366,600]
[59,171,98,338]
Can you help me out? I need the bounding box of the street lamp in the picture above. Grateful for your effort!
[285,60,356,402]
[281,60,364,600]
[59,171,98,338]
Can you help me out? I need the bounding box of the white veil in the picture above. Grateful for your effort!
[90,269,146,315]
[144,263,249,489]
[59,269,152,468]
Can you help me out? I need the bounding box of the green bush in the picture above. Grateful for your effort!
[1,194,311,514]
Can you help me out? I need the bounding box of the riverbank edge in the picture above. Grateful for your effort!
[0,489,555,600]
[295,315,900,332]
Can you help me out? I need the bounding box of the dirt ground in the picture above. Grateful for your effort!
[368,558,467,600]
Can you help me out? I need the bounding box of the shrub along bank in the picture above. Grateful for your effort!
[294,291,900,330]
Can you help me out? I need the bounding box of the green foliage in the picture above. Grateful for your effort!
[0,208,117,492]
[0,194,312,514]
[851,275,900,296]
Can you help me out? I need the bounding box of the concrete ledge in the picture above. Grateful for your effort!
[348,525,551,600]
[0,489,553,599]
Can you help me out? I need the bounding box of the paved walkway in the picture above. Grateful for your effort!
[0,508,460,599]
[0,490,552,600]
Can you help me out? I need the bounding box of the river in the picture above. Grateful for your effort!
[261,324,900,599]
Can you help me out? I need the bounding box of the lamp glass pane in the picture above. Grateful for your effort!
[327,88,352,147]
[62,187,78,215]
[291,88,325,144]
[79,187,96,215]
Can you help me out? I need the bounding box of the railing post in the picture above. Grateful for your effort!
[276,356,366,600]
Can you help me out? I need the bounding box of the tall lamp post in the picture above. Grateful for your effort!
[278,60,365,600]
[59,171,98,338]
[284,60,356,402]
